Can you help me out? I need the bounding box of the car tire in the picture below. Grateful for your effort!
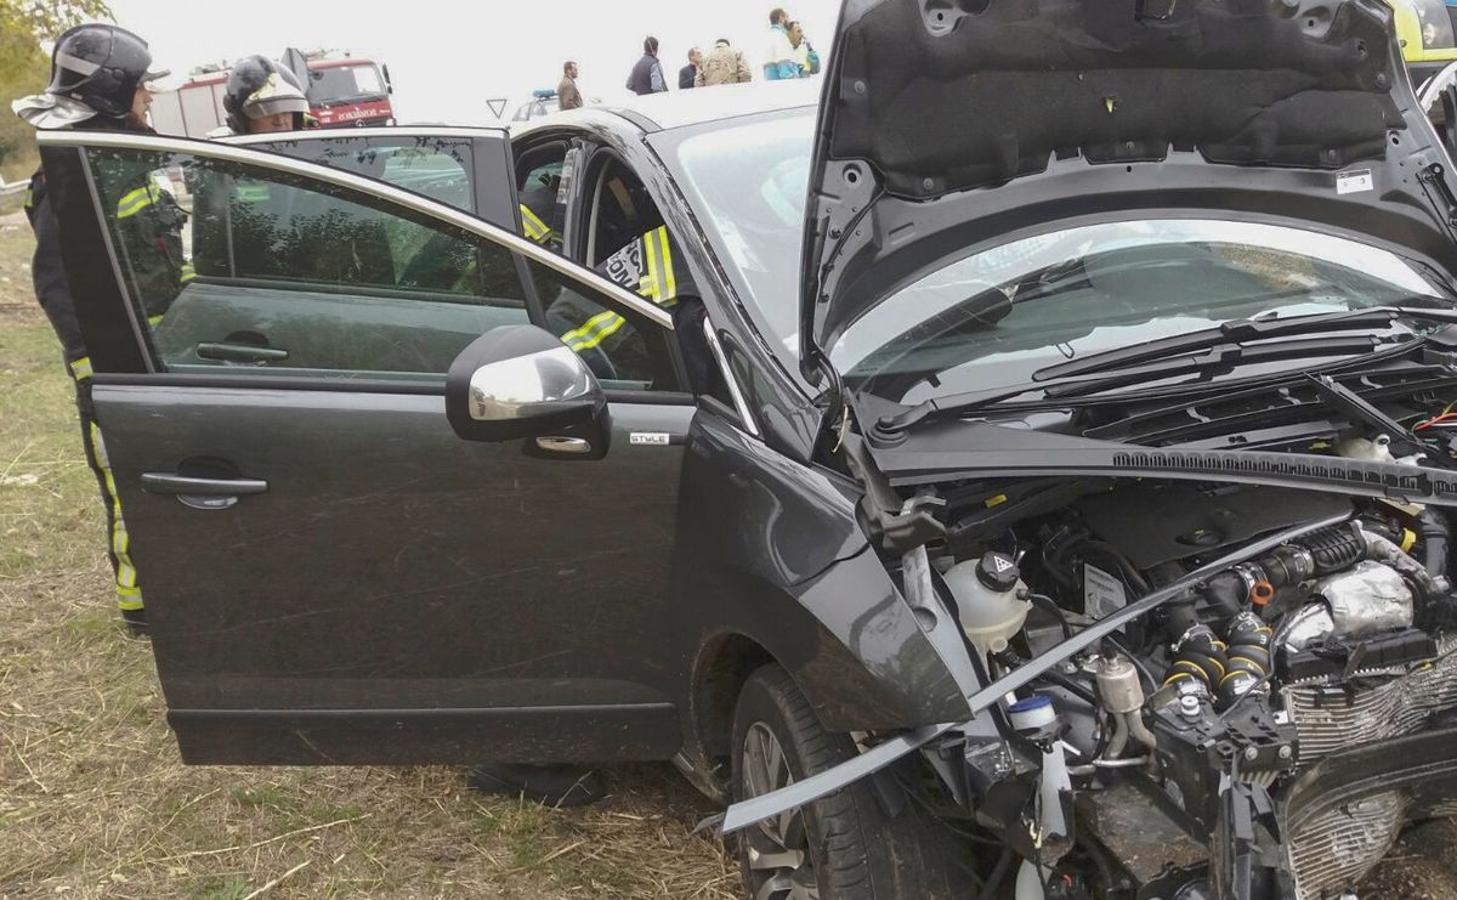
[731,663,969,899]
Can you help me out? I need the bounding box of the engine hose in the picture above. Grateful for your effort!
[1162,625,1229,692]
[1197,523,1367,615]
[1217,611,1271,708]
[1418,510,1451,582]
[1298,524,1367,574]
[1161,615,1274,710]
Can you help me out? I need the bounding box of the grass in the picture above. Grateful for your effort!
[0,221,738,898]
[1,150,36,217]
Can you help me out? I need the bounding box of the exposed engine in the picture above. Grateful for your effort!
[917,473,1457,898]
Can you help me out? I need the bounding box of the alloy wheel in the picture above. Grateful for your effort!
[739,722,820,900]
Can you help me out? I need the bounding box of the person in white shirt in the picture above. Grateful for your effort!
[764,7,798,80]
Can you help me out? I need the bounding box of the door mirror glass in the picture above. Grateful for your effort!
[446,324,610,456]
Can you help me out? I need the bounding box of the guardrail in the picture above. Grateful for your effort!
[0,178,26,199]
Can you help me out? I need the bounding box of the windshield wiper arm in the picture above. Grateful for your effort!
[1041,335,1384,399]
[1031,306,1455,382]
[877,334,1423,434]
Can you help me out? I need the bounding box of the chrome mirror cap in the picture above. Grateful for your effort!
[446,324,608,453]
[468,344,594,422]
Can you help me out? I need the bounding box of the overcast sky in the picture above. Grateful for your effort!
[104,0,842,124]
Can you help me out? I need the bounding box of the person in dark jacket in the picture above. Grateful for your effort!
[625,36,667,95]
[12,24,179,635]
[679,48,701,90]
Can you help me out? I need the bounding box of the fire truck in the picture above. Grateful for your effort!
[150,48,395,137]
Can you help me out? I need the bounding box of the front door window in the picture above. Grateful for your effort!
[84,147,529,379]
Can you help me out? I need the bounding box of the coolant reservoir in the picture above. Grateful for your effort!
[944,551,1031,654]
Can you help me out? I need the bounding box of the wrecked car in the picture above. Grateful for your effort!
[34,0,1457,896]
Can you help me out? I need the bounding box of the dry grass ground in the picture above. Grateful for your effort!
[0,222,737,899]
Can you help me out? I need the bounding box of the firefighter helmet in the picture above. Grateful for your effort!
[223,56,310,133]
[12,24,168,129]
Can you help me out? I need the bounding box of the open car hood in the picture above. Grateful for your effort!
[799,0,1457,382]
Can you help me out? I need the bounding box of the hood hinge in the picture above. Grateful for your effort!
[840,433,946,553]
[1418,162,1457,232]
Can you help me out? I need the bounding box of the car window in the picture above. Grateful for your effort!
[253,135,475,213]
[588,156,664,267]
[544,153,687,392]
[516,142,568,251]
[529,258,680,393]
[85,147,528,380]
[309,63,386,103]
[836,219,1440,405]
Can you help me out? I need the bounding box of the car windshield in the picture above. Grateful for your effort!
[655,111,812,361]
[660,110,1443,404]
[310,63,385,104]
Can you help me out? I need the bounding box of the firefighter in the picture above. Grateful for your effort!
[13,24,180,635]
[191,60,315,280]
[219,55,311,136]
[518,168,562,250]
[545,223,696,384]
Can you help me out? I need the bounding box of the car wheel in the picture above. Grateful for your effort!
[731,664,968,900]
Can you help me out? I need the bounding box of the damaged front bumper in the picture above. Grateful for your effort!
[721,515,1349,836]
[721,511,1457,898]
[1280,725,1457,898]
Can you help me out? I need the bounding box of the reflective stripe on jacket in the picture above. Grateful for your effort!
[559,225,694,355]
[519,203,555,244]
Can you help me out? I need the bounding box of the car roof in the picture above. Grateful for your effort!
[518,79,820,136]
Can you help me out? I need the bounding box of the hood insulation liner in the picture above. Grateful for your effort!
[832,0,1404,198]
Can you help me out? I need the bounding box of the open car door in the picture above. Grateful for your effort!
[38,129,697,765]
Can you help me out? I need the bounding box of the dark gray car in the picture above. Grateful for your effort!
[38,1,1457,897]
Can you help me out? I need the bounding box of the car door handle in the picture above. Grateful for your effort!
[142,473,269,510]
[196,342,289,363]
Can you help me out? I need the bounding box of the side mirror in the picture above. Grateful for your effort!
[382,64,394,94]
[446,324,610,459]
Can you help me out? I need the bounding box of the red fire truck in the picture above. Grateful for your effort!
[151,49,395,137]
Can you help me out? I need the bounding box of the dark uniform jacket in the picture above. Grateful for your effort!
[26,162,187,361]
[25,172,87,361]
[625,54,667,95]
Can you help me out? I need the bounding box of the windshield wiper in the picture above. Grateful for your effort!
[1040,334,1388,399]
[1031,305,1456,382]
[874,305,1457,434]
[877,330,1428,434]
